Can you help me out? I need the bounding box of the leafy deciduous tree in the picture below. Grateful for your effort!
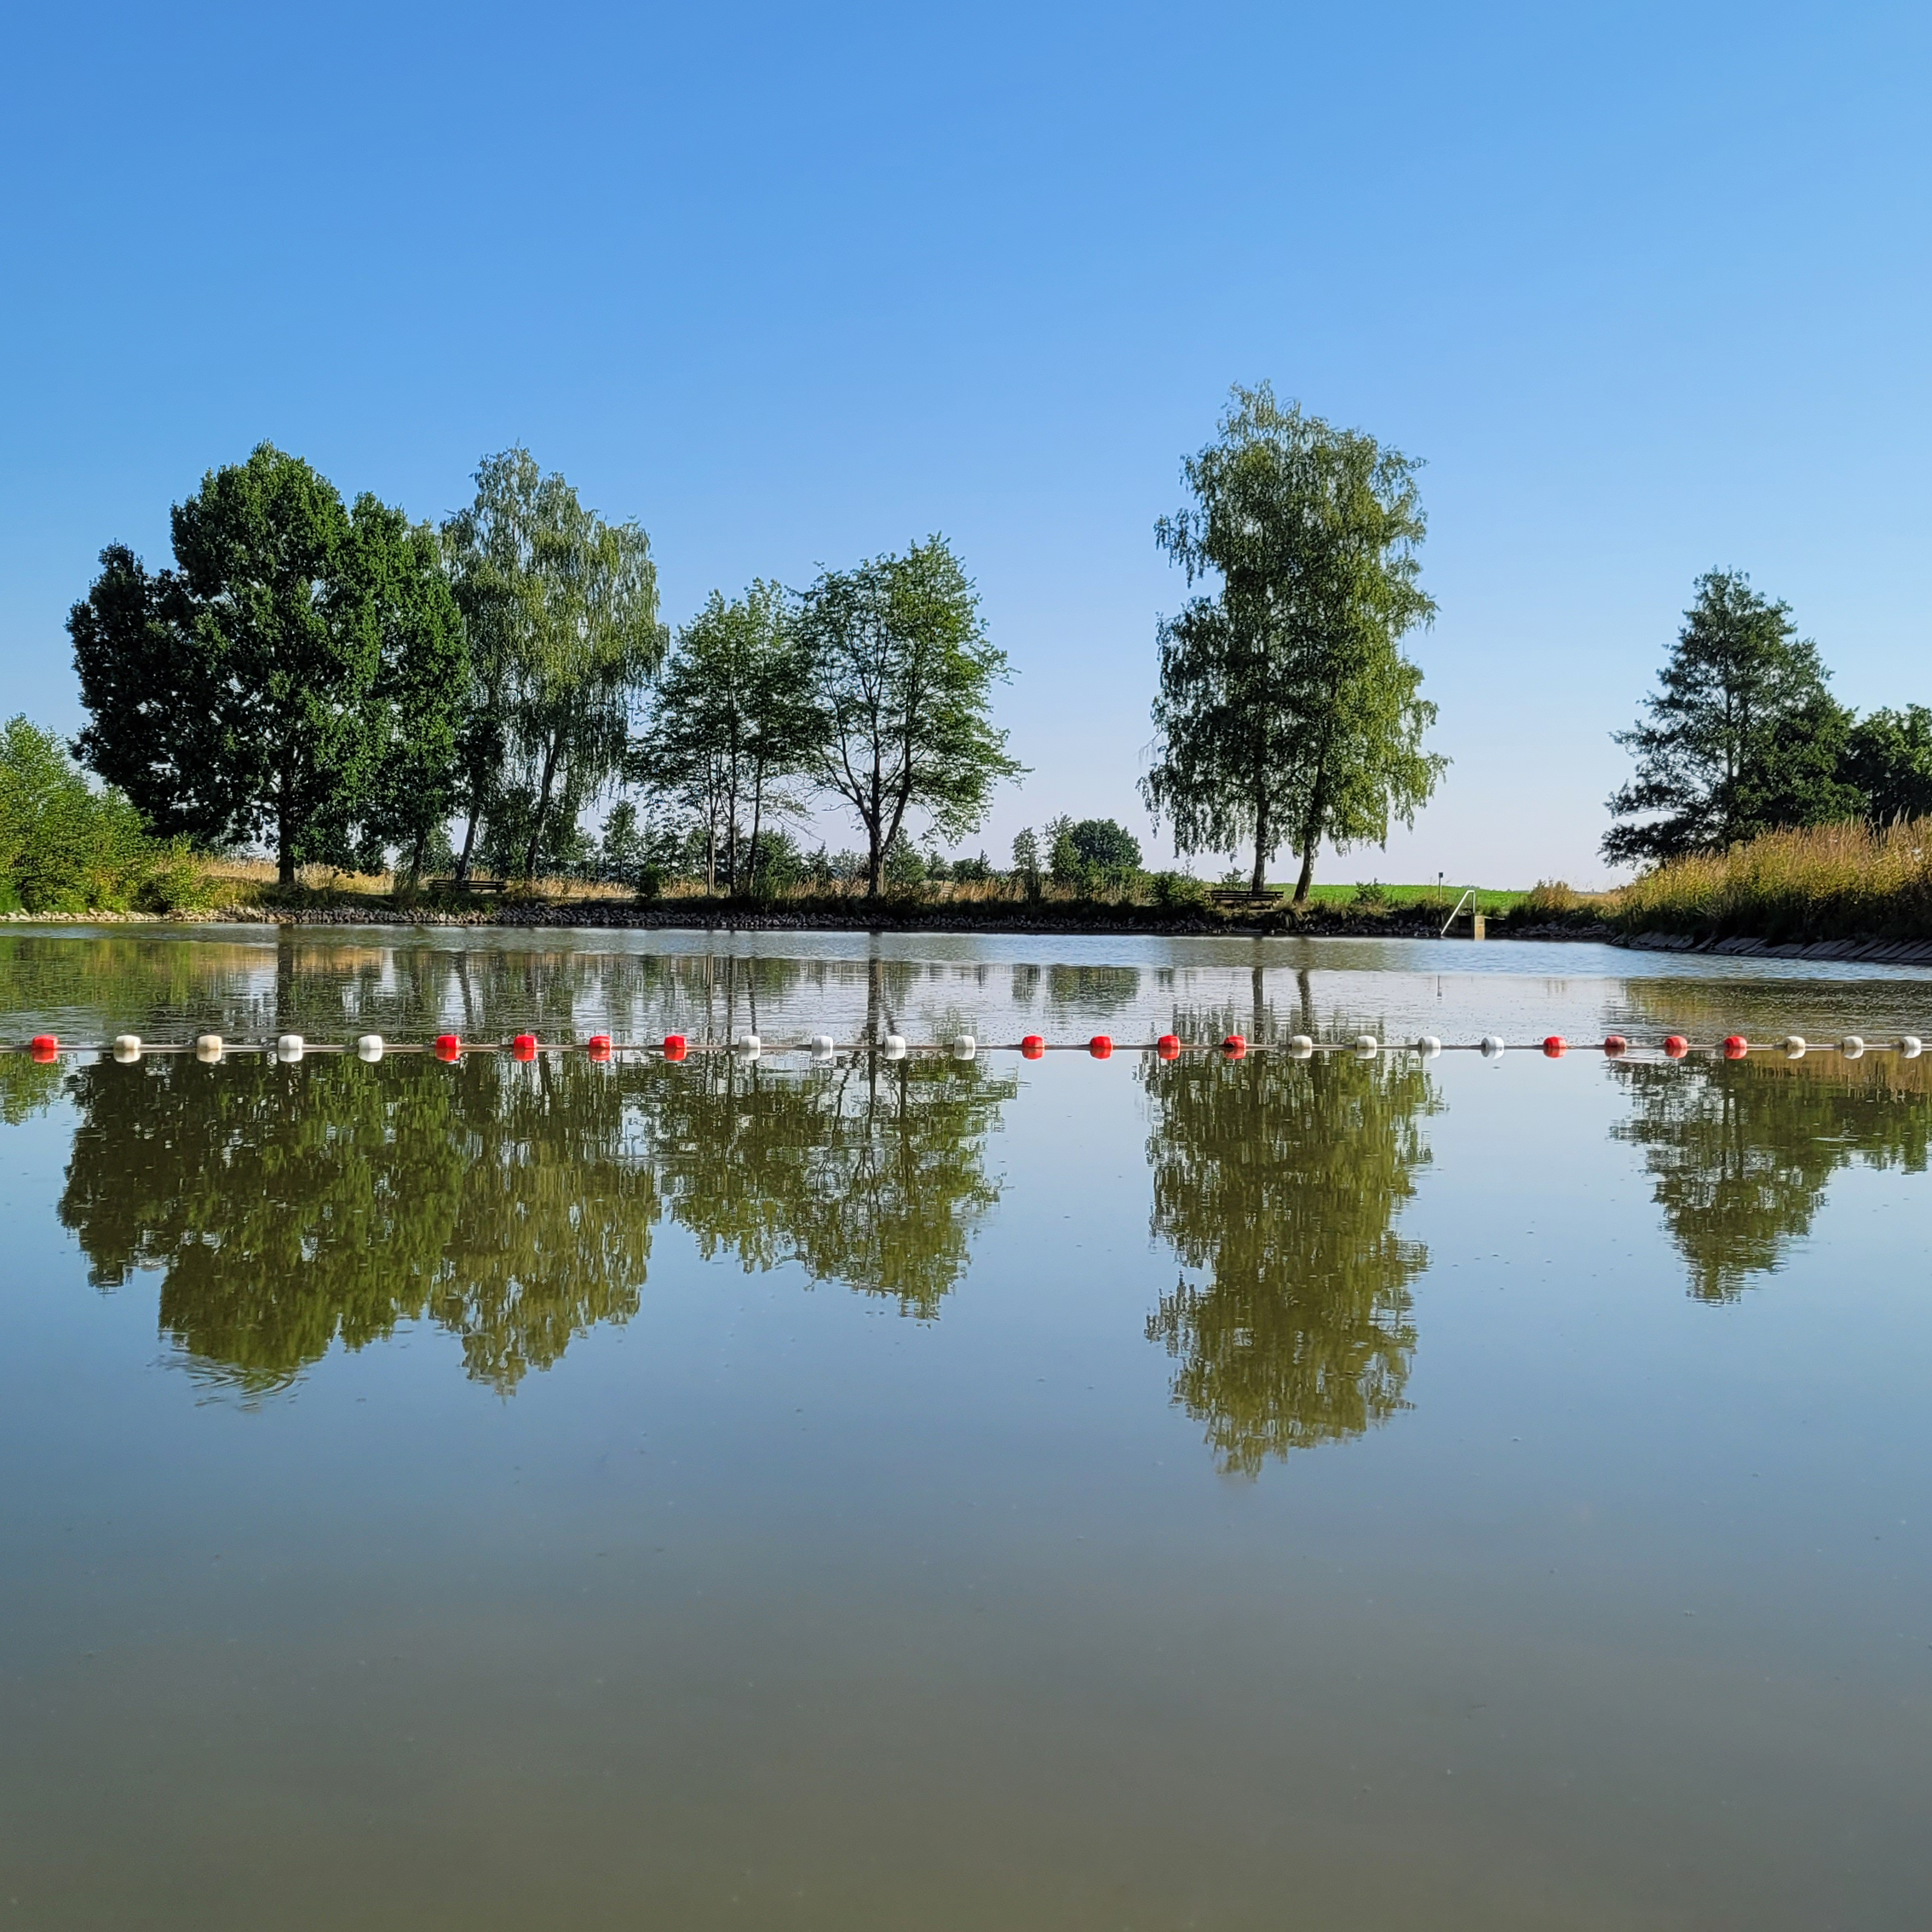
[798,538,1022,898]
[443,449,664,879]
[1142,385,1445,901]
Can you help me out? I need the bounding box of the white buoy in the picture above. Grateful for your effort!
[1782,1034,1806,1059]
[356,1034,384,1061]
[807,1032,836,1058]
[1352,1034,1379,1060]
[112,1033,141,1062]
[952,1033,976,1061]
[733,1032,761,1059]
[1841,1035,1865,1060]
[1480,1034,1506,1061]
[1414,1034,1442,1060]
[1286,1034,1314,1060]
[1900,1036,1923,1059]
[275,1033,304,1062]
[195,1033,223,1063]
[882,1033,907,1061]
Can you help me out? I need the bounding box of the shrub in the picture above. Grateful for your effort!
[0,716,213,912]
[1351,878,1390,908]
[1151,871,1209,908]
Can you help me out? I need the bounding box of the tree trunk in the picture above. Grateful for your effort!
[278,777,295,887]
[455,793,479,883]
[524,739,561,878]
[1292,760,1328,906]
[748,764,764,899]
[405,827,428,890]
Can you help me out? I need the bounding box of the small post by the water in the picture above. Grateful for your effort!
[1472,913,1486,941]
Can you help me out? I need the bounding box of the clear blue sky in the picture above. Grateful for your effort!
[3,2,1925,887]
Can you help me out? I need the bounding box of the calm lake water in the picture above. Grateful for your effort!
[2,928,1929,1929]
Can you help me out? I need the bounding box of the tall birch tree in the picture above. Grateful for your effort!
[1141,387,1444,901]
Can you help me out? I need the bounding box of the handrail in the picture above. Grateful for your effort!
[1440,888,1476,937]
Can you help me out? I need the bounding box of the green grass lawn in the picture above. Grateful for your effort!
[1285,883,1531,914]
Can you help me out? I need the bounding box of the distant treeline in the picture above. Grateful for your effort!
[47,386,1458,910]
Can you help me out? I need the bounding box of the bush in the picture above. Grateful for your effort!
[1522,878,1579,916]
[1150,871,1208,909]
[0,716,212,912]
[1351,878,1390,909]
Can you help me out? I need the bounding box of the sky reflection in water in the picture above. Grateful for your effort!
[1,930,1929,1929]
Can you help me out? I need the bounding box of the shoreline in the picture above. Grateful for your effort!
[9,902,1932,964]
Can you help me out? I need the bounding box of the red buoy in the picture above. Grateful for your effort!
[1602,1035,1628,1056]
[586,1034,612,1061]
[434,1033,462,1062]
[29,1034,57,1061]
[1020,1034,1045,1059]
[1090,1035,1113,1059]
[1155,1033,1181,1060]
[663,1033,687,1062]
[510,1032,538,1061]
[1222,1033,1246,1059]
[1543,1035,1566,1058]
[1722,1034,1748,1060]
[1663,1035,1688,1059]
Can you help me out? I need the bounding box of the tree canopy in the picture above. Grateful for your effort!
[69,443,463,884]
[1142,386,1445,899]
[798,537,1022,897]
[442,449,664,879]
[1604,569,1859,866]
[629,581,818,894]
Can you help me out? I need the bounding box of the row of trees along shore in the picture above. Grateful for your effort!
[43,387,1453,910]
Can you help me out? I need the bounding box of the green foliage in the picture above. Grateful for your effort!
[1045,814,1142,891]
[1149,870,1208,908]
[1139,1014,1437,1472]
[443,448,664,879]
[1840,704,1932,825]
[1143,384,1446,900]
[1350,877,1389,907]
[0,716,210,912]
[1010,826,1042,894]
[1612,1053,1932,1301]
[798,536,1024,897]
[630,581,815,894]
[1605,570,1860,866]
[70,444,469,887]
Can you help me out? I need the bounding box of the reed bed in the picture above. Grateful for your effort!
[1607,819,1932,942]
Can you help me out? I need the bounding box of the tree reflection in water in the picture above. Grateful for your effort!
[1612,1052,1932,1302]
[59,1055,658,1394]
[642,1054,1017,1318]
[1139,985,1439,1474]
[56,1040,1015,1394]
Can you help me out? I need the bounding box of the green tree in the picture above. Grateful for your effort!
[70,445,460,886]
[1839,704,1932,825]
[630,582,817,894]
[66,545,237,845]
[0,716,176,912]
[798,537,1023,898]
[1139,992,1436,1471]
[443,449,664,880]
[1604,570,1859,866]
[1142,386,1445,900]
[342,500,469,885]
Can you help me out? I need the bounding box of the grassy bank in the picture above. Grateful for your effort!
[1598,819,1932,944]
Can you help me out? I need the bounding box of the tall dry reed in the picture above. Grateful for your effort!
[1610,819,1932,940]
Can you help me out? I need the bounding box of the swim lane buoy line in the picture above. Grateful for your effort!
[5,1032,1929,1062]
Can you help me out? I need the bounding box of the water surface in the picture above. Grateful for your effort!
[2,929,1928,1929]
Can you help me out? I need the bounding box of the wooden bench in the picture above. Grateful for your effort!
[1209,888,1285,911]
[423,877,508,895]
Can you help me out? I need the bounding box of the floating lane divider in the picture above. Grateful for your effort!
[5,1032,1928,1062]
